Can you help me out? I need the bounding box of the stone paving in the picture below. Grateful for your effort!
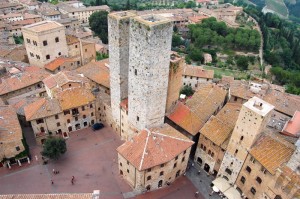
[186,161,222,199]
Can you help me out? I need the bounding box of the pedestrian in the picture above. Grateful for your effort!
[194,191,199,198]
[72,176,75,181]
[198,170,201,175]
[53,169,55,174]
[51,180,54,185]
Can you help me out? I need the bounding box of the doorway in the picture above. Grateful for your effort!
[204,163,210,173]
[158,180,163,188]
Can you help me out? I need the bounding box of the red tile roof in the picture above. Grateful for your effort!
[183,65,214,79]
[281,111,300,137]
[117,124,193,171]
[44,57,75,71]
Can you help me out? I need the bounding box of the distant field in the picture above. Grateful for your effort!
[203,66,249,80]
[265,0,289,17]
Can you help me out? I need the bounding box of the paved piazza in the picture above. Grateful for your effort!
[0,127,201,199]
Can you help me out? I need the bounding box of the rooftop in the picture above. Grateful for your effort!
[76,59,110,89]
[281,111,300,138]
[117,124,193,171]
[201,103,242,147]
[108,11,136,20]
[22,21,64,32]
[44,57,76,71]
[0,193,93,199]
[183,65,214,79]
[43,71,88,89]
[133,14,171,27]
[244,96,275,117]
[250,135,294,175]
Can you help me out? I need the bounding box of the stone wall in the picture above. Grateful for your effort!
[108,12,135,128]
[182,76,212,90]
[128,15,173,130]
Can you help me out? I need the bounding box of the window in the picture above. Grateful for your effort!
[147,168,151,172]
[137,116,139,121]
[246,166,252,173]
[16,146,20,151]
[91,112,94,116]
[82,106,85,111]
[26,38,30,43]
[182,157,185,162]
[261,167,267,174]
[234,96,237,101]
[127,160,129,165]
[46,55,50,60]
[256,177,262,184]
[36,55,40,59]
[67,119,70,123]
[43,40,48,46]
[75,117,78,121]
[250,187,256,195]
[160,164,164,168]
[173,163,177,168]
[127,169,129,173]
[57,122,60,127]
[69,84,71,87]
[85,49,87,52]
[208,150,211,155]
[160,171,164,176]
[55,37,59,42]
[77,61,80,65]
[147,176,151,181]
[36,119,44,124]
[58,52,61,56]
[175,156,178,160]
[235,149,238,155]
[240,136,244,141]
[55,115,59,119]
[120,162,122,166]
[90,104,93,108]
[135,69,137,75]
[250,157,256,164]
[64,110,70,115]
[211,152,214,158]
[203,146,206,151]
[183,150,186,154]
[240,176,246,184]
[225,168,232,175]
[83,115,86,119]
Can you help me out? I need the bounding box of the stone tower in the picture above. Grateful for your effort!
[108,12,136,127]
[166,52,184,113]
[128,14,173,131]
[22,21,68,68]
[218,96,274,184]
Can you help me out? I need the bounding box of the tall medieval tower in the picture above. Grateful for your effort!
[218,96,274,184]
[127,15,173,131]
[108,12,136,127]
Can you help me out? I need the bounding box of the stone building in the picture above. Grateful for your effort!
[22,21,68,68]
[0,69,49,102]
[0,105,29,168]
[194,103,242,175]
[108,11,136,130]
[127,14,173,132]
[117,124,193,193]
[166,52,184,113]
[24,87,96,144]
[235,135,295,199]
[182,65,214,90]
[218,97,275,184]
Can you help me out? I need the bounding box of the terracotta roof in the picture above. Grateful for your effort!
[167,102,203,136]
[185,84,227,124]
[22,21,63,32]
[188,15,209,23]
[57,87,95,110]
[279,165,300,197]
[250,136,295,175]
[229,80,255,100]
[43,71,89,89]
[0,69,49,95]
[281,111,300,137]
[11,19,36,26]
[44,57,75,71]
[24,98,61,121]
[76,59,110,89]
[183,65,214,79]
[200,103,242,147]
[0,193,93,199]
[117,124,193,171]
[0,105,23,159]
[263,90,300,117]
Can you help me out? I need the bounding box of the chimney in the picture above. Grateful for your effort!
[92,190,100,199]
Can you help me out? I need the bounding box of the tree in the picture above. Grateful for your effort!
[235,56,249,71]
[172,34,182,47]
[180,85,194,96]
[41,137,67,160]
[89,11,109,44]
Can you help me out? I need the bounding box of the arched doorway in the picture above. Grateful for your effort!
[158,180,163,188]
[146,185,151,191]
[204,163,210,172]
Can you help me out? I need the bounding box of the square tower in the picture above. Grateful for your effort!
[128,14,173,131]
[22,21,68,68]
[218,96,274,184]
[108,11,136,126]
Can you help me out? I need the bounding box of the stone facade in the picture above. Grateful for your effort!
[80,41,96,65]
[166,52,183,113]
[118,147,191,192]
[128,15,173,131]
[218,97,274,184]
[182,75,213,89]
[22,21,69,68]
[108,12,136,128]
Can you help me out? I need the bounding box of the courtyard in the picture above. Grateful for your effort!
[0,127,203,199]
